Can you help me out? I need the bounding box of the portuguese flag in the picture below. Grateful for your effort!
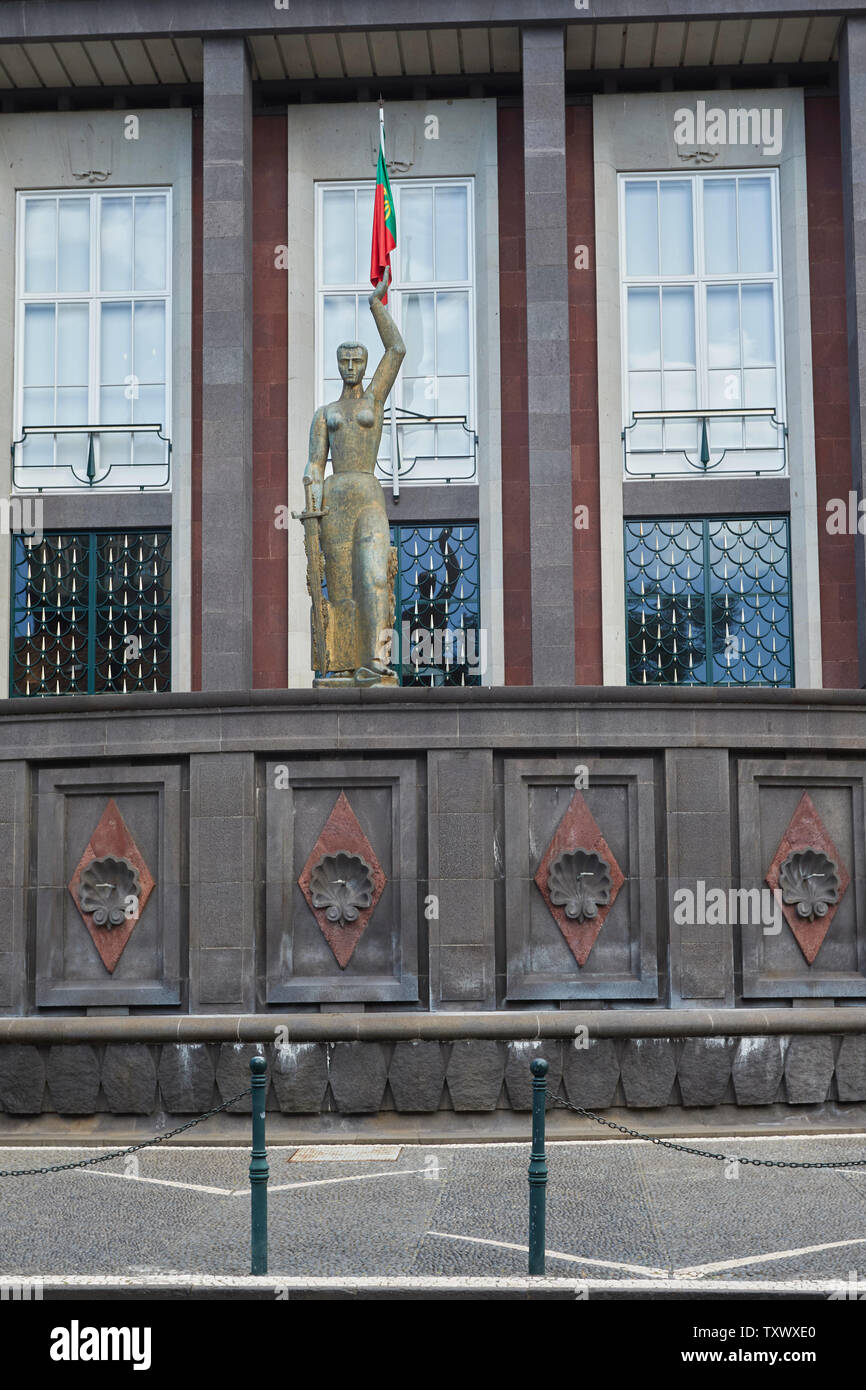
[370,109,396,303]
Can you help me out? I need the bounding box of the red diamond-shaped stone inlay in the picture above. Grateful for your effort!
[68,799,155,974]
[298,791,386,968]
[765,792,850,964]
[534,791,625,967]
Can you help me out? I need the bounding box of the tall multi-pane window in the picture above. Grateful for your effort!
[317,179,475,485]
[15,190,171,490]
[624,517,792,687]
[619,172,785,477]
[10,530,171,696]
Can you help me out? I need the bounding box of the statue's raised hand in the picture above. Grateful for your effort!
[369,266,391,307]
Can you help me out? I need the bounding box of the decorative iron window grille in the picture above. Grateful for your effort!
[390,522,482,687]
[10,530,171,696]
[624,517,792,687]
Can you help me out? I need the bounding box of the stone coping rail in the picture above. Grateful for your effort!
[2,1007,866,1045]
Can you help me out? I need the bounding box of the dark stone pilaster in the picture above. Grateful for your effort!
[428,750,496,1009]
[0,762,27,1015]
[840,19,866,686]
[189,753,256,1013]
[521,26,574,686]
[666,748,734,1007]
[201,38,253,690]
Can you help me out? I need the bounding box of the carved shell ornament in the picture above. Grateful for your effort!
[547,849,612,924]
[78,856,141,928]
[778,848,841,921]
[309,851,374,927]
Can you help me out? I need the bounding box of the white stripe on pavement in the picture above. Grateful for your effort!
[426,1230,666,1278]
[675,1235,866,1278]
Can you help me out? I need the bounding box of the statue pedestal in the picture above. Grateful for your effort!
[314,671,399,689]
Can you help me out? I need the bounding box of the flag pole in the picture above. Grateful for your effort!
[380,99,400,500]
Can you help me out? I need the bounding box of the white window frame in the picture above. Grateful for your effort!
[14,186,173,493]
[617,169,786,477]
[314,176,477,486]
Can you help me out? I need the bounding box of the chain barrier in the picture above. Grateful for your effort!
[0,1087,252,1178]
[552,1096,866,1170]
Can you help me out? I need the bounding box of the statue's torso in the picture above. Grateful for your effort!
[325,390,383,474]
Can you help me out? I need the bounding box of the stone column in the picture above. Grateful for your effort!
[840,19,866,686]
[189,753,256,1012]
[0,762,28,1015]
[201,38,253,690]
[428,750,496,1009]
[665,748,734,1007]
[521,26,575,687]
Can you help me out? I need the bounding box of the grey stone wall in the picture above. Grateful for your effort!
[0,688,865,1017]
[1,1033,864,1119]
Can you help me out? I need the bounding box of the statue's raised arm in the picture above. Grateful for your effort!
[369,269,406,405]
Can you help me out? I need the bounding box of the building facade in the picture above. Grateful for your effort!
[2,3,866,1129]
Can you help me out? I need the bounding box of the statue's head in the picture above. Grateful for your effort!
[336,341,368,387]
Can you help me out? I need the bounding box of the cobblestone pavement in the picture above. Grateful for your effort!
[1,1134,866,1285]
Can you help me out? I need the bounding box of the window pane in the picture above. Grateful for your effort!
[55,391,88,470]
[738,178,773,273]
[659,181,693,276]
[663,371,698,452]
[403,377,434,413]
[134,301,166,384]
[745,368,779,446]
[436,376,470,416]
[133,383,165,424]
[322,188,356,284]
[24,199,57,292]
[706,285,740,368]
[134,195,167,291]
[624,181,658,276]
[742,284,775,366]
[436,292,469,376]
[629,371,663,448]
[134,385,166,464]
[401,187,434,282]
[703,179,737,274]
[56,386,88,423]
[57,304,89,395]
[58,198,90,292]
[403,293,434,376]
[744,366,776,408]
[661,287,695,368]
[23,386,54,425]
[322,294,357,372]
[355,187,374,284]
[101,302,132,385]
[627,287,660,370]
[435,186,468,281]
[100,197,133,292]
[100,385,131,425]
[23,304,55,386]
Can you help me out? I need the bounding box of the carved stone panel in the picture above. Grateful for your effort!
[504,758,658,1001]
[265,759,419,1004]
[738,762,866,997]
[35,765,182,1007]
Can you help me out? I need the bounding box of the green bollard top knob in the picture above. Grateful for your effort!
[530,1058,549,1077]
[250,1055,267,1075]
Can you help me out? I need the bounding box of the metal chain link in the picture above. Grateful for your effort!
[0,1087,252,1178]
[552,1096,866,1169]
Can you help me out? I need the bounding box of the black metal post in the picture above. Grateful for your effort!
[249,1054,269,1275]
[528,1056,548,1275]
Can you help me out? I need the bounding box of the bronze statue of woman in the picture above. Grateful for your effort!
[300,269,405,686]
